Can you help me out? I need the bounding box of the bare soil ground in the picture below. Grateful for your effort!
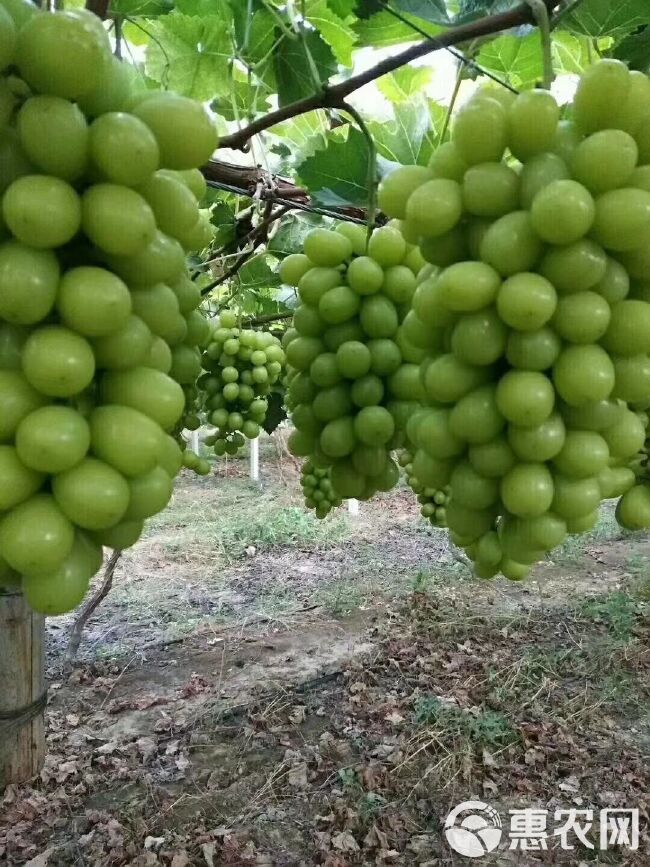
[1,446,649,866]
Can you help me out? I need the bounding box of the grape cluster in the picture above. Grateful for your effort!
[283,222,426,502]
[379,60,650,580]
[399,448,449,527]
[300,461,342,519]
[197,312,286,457]
[0,4,217,613]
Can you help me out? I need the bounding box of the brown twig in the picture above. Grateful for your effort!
[201,204,291,297]
[66,551,122,662]
[219,1,560,151]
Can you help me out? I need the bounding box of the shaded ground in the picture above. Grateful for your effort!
[1,447,649,865]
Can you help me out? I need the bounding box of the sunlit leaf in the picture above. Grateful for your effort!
[211,75,272,123]
[551,31,590,75]
[145,11,233,99]
[269,111,330,163]
[565,0,650,39]
[377,66,434,102]
[297,128,373,207]
[369,98,434,165]
[238,255,281,292]
[304,0,358,66]
[110,0,173,16]
[477,31,543,90]
[354,9,442,47]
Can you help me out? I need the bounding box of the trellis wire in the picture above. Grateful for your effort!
[205,179,368,224]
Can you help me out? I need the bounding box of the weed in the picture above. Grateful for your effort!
[581,591,640,641]
[337,767,360,792]
[313,579,364,616]
[358,792,386,821]
[413,697,516,748]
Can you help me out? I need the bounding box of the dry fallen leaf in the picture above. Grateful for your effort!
[201,841,216,867]
[332,830,360,853]
[287,762,308,788]
[144,835,165,851]
[24,849,54,867]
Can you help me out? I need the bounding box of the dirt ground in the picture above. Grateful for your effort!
[1,444,649,866]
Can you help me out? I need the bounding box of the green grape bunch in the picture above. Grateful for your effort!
[0,3,218,614]
[378,60,650,581]
[399,448,449,527]
[281,221,428,504]
[196,311,286,458]
[300,460,342,519]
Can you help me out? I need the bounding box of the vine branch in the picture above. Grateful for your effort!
[66,551,122,662]
[219,0,560,151]
[201,204,291,297]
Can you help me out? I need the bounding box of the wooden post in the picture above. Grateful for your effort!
[347,498,359,516]
[0,591,46,789]
[250,436,260,483]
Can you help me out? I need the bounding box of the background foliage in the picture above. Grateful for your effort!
[105,0,650,318]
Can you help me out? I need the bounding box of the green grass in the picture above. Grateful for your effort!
[146,478,351,563]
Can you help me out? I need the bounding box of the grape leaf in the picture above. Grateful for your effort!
[262,389,288,435]
[551,31,590,75]
[212,74,272,123]
[274,29,337,106]
[390,1,450,25]
[145,12,233,100]
[269,111,330,164]
[109,0,173,16]
[476,32,543,89]
[354,10,442,46]
[304,0,358,66]
[377,66,433,102]
[174,0,219,14]
[614,26,650,71]
[329,0,358,15]
[230,8,276,67]
[296,128,372,207]
[454,0,520,23]
[565,0,650,39]
[369,99,434,166]
[268,213,323,256]
[238,256,281,293]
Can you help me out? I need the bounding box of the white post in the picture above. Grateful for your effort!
[190,430,200,453]
[250,436,260,483]
[347,498,359,516]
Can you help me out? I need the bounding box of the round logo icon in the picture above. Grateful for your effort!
[444,800,503,858]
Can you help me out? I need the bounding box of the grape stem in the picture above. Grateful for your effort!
[338,102,378,236]
[218,0,561,151]
[526,0,554,89]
